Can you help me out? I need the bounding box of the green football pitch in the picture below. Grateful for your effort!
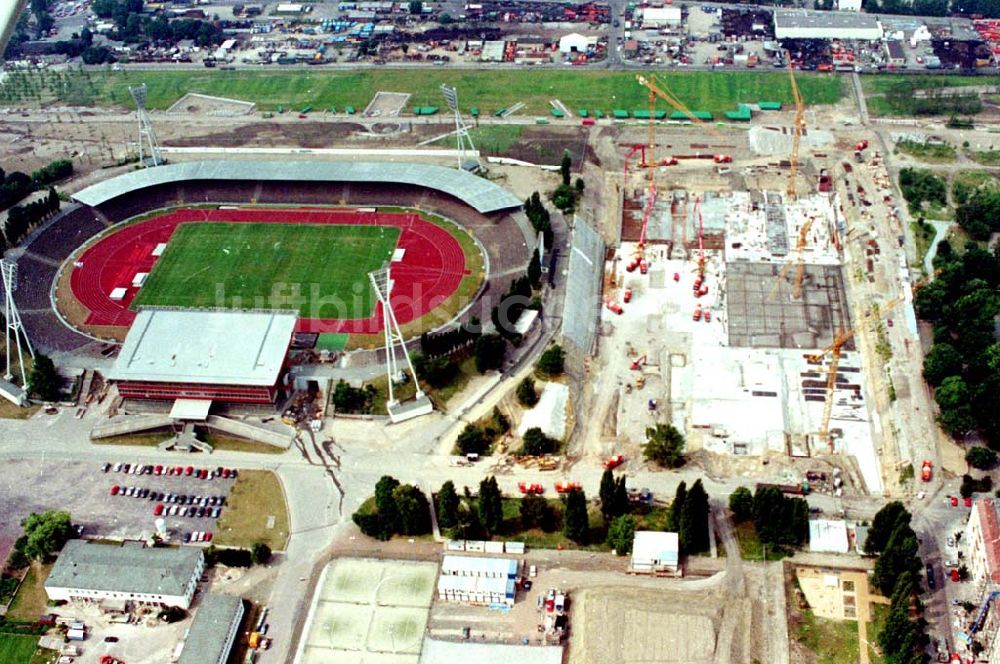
[132,222,400,319]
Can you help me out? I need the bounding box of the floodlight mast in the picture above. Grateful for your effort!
[128,84,163,167]
[441,84,476,170]
[1,260,33,386]
[368,265,424,409]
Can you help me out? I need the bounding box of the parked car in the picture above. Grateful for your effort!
[185,466,194,476]
[926,564,936,590]
[101,462,111,473]
[154,503,164,516]
[183,532,191,543]
[204,532,213,542]
[110,485,120,496]
[947,536,956,548]
[154,465,163,475]
[113,462,122,472]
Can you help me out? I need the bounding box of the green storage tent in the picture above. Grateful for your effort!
[593,109,605,118]
[578,109,588,118]
[613,109,629,119]
[669,110,712,121]
[551,108,565,118]
[758,101,782,111]
[470,107,480,117]
[633,110,651,119]
[414,106,439,116]
[345,105,356,114]
[724,104,752,121]
[494,108,506,117]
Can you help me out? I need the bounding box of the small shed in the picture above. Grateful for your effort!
[630,531,679,574]
[559,33,591,54]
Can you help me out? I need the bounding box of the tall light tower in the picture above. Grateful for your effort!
[1,260,33,386]
[368,265,424,412]
[128,84,163,167]
[440,84,476,170]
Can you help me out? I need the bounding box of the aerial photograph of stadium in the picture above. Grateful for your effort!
[1,0,999,663]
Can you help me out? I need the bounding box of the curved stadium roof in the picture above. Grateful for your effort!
[72,160,523,214]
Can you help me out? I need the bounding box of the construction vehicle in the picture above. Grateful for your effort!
[691,196,708,296]
[606,301,623,315]
[630,355,646,370]
[786,52,806,200]
[755,482,810,496]
[623,287,633,303]
[921,460,933,482]
[693,303,702,321]
[603,454,625,470]
[554,481,581,493]
[635,375,646,389]
[960,591,1000,645]
[770,217,814,301]
[538,457,558,471]
[704,309,712,322]
[518,482,545,494]
[818,169,832,193]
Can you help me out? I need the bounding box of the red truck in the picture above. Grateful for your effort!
[921,460,933,482]
[554,481,581,494]
[603,454,625,470]
[518,482,544,495]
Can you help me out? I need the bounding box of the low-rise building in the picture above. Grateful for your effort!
[177,593,245,664]
[774,9,882,41]
[808,519,850,554]
[641,6,681,27]
[45,540,204,609]
[630,531,679,574]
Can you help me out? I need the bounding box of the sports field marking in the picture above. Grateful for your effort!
[132,222,399,319]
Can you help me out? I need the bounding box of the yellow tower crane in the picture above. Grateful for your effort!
[786,51,806,201]
[770,217,815,301]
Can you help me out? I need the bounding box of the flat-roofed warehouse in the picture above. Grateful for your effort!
[177,593,245,664]
[44,540,205,609]
[107,309,298,405]
[774,9,882,40]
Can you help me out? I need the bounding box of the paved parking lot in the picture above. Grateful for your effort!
[0,457,237,550]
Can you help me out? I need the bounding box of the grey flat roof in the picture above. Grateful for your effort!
[774,8,879,30]
[108,309,297,387]
[420,639,563,664]
[72,160,523,214]
[45,540,203,598]
[178,593,244,664]
[562,219,604,353]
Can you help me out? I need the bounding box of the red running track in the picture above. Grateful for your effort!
[69,207,471,334]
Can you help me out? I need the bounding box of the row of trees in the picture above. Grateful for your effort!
[490,274,535,343]
[916,244,1000,444]
[729,485,809,551]
[6,188,60,248]
[668,480,710,554]
[92,0,224,46]
[454,406,509,456]
[351,476,432,540]
[31,160,72,187]
[899,167,947,213]
[331,379,378,415]
[552,150,585,215]
[865,503,928,664]
[419,322,480,358]
[524,191,553,248]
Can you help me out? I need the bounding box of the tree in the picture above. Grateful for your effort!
[668,482,687,533]
[537,345,565,376]
[21,510,73,561]
[935,375,977,435]
[408,0,422,11]
[873,521,921,596]
[521,427,556,456]
[922,342,963,386]
[478,476,503,535]
[516,376,538,406]
[967,446,998,470]
[374,475,400,538]
[438,12,453,23]
[560,150,572,186]
[599,469,616,522]
[613,476,630,519]
[867,502,911,555]
[520,494,555,531]
[607,515,637,554]
[474,333,505,373]
[491,406,510,434]
[528,248,541,289]
[251,542,272,565]
[729,487,754,522]
[680,479,710,554]
[456,424,489,456]
[437,481,459,529]
[642,423,686,468]
[563,488,589,543]
[575,177,585,193]
[28,353,60,401]
[392,484,431,536]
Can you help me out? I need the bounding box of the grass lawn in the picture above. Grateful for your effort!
[0,68,845,115]
[968,149,1000,166]
[796,609,860,664]
[910,220,935,271]
[866,603,889,664]
[5,562,52,623]
[132,222,399,319]
[215,470,289,552]
[952,169,999,204]
[91,430,284,454]
[734,521,790,561]
[443,125,524,153]
[0,401,39,420]
[895,140,957,163]
[0,635,57,664]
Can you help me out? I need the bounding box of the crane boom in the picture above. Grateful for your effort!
[787,51,805,200]
[769,217,814,301]
[636,74,724,143]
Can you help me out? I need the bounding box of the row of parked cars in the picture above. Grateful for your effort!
[153,502,223,519]
[103,462,238,480]
[184,531,213,543]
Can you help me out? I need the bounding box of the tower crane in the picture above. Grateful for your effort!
[809,271,939,450]
[769,217,815,301]
[692,195,708,295]
[635,74,732,163]
[786,51,806,201]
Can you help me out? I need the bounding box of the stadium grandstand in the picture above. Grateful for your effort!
[12,159,532,355]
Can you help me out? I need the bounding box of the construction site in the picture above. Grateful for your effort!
[573,69,907,498]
